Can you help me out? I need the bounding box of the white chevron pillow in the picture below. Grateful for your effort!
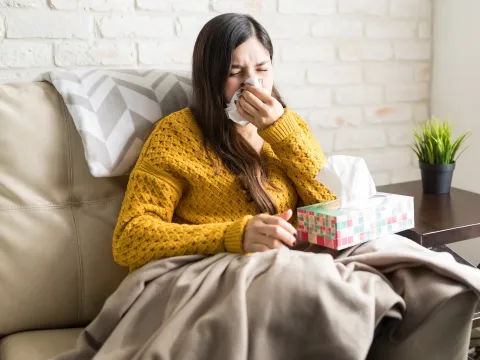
[46,69,192,177]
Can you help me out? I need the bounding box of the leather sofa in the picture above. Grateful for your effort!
[0,81,129,359]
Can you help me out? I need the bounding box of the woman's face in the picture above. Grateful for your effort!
[224,37,274,104]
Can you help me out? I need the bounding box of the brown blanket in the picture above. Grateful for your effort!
[56,235,480,360]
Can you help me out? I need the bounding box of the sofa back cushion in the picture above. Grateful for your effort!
[46,69,192,178]
[0,82,128,336]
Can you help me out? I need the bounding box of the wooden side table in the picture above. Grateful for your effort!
[378,181,480,250]
[378,181,480,326]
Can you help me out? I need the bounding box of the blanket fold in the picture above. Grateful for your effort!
[56,235,480,360]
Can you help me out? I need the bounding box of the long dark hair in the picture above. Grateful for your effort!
[191,13,286,215]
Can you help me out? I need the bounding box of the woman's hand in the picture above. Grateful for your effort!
[243,209,297,253]
[236,84,284,131]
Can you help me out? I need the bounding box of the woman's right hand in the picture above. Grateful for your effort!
[243,209,297,253]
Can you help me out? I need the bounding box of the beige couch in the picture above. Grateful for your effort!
[0,81,130,359]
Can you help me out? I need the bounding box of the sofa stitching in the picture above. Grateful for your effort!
[0,197,124,212]
[60,96,85,325]
[70,210,84,324]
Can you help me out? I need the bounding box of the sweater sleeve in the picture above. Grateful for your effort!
[112,162,251,272]
[258,108,336,206]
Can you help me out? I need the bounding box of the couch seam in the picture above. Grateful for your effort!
[0,197,124,212]
[60,96,85,325]
[0,335,8,360]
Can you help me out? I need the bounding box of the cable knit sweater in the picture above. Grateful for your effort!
[112,107,335,271]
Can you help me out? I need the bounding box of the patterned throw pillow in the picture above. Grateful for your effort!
[46,69,192,177]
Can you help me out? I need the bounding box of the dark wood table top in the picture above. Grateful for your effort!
[377,181,480,248]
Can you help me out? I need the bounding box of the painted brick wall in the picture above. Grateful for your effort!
[0,0,432,185]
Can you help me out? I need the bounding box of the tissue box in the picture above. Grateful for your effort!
[297,192,414,250]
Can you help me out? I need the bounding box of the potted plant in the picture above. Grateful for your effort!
[412,116,471,194]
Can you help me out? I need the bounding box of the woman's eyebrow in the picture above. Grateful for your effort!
[231,60,270,69]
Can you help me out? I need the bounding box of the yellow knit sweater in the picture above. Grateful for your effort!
[112,107,335,271]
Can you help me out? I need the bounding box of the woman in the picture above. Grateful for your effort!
[59,13,480,360]
[112,13,337,271]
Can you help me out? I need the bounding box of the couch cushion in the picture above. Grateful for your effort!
[0,82,128,336]
[0,328,82,360]
[47,69,192,177]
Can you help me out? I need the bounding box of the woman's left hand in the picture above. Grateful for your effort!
[236,84,284,131]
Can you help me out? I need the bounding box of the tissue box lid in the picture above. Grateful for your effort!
[297,192,413,219]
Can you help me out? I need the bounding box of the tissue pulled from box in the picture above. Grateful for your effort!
[315,155,377,209]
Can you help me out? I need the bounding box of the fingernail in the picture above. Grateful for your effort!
[292,241,297,246]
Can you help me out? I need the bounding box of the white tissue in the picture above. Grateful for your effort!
[225,77,269,126]
[315,155,377,209]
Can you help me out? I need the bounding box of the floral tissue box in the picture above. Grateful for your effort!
[296,193,415,250]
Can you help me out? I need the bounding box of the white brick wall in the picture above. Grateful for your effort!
[312,18,363,38]
[335,85,383,105]
[0,0,432,186]
[365,104,412,123]
[310,107,362,128]
[335,127,387,151]
[339,41,394,61]
[394,40,431,60]
[176,15,215,38]
[55,41,136,66]
[0,41,51,67]
[282,41,336,62]
[212,0,277,13]
[7,12,92,39]
[278,0,336,15]
[307,64,362,85]
[339,0,389,16]
[386,83,429,102]
[365,63,413,83]
[97,15,175,38]
[0,14,4,37]
[281,87,332,109]
[50,0,134,11]
[0,0,43,8]
[138,40,194,66]
[366,20,417,39]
